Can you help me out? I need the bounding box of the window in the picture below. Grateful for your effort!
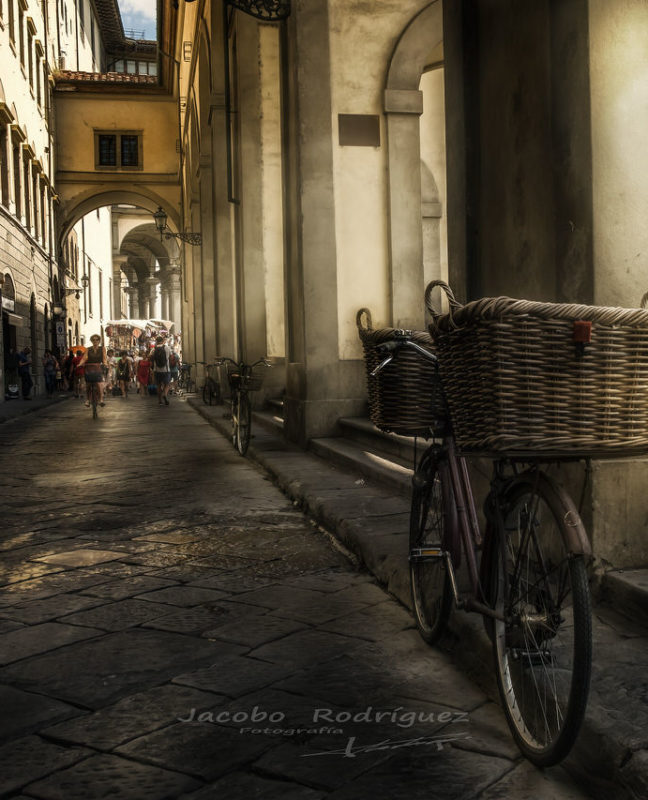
[8,0,15,44]
[121,136,139,167]
[98,134,116,166]
[27,28,34,89]
[18,4,25,66]
[0,126,9,208]
[95,131,142,170]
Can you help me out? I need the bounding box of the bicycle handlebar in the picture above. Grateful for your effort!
[213,357,272,369]
[370,339,437,377]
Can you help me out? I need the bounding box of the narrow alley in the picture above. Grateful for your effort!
[0,397,592,799]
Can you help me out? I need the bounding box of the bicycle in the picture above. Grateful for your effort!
[177,362,198,395]
[202,363,222,406]
[214,357,271,455]
[373,335,593,767]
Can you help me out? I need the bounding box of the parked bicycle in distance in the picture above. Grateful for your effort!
[177,362,201,395]
[213,357,271,455]
[202,362,222,406]
[372,335,593,767]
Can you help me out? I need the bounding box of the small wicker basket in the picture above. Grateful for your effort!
[357,308,444,437]
[428,281,648,457]
[226,363,265,392]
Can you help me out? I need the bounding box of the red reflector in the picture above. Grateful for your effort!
[573,320,592,343]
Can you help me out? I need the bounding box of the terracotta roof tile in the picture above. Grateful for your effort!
[56,70,158,85]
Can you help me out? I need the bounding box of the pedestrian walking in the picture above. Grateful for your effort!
[72,350,85,397]
[63,350,75,391]
[42,350,59,397]
[136,350,151,398]
[79,335,107,407]
[151,335,171,406]
[169,347,180,394]
[116,351,132,397]
[17,346,33,399]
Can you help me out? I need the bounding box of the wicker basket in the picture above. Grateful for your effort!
[357,308,444,437]
[427,282,648,457]
[226,363,266,392]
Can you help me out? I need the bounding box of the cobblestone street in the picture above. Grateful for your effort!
[0,396,593,799]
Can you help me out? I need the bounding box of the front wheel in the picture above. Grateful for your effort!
[489,473,592,766]
[202,383,212,405]
[234,392,252,455]
[409,449,456,644]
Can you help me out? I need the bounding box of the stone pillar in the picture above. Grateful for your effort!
[384,90,425,329]
[125,287,138,319]
[138,285,149,319]
[147,276,158,320]
[168,265,182,333]
[160,284,170,322]
[282,0,358,445]
[113,258,128,319]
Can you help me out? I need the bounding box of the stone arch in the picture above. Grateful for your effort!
[58,189,181,245]
[384,0,443,328]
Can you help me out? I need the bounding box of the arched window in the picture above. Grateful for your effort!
[3,273,15,311]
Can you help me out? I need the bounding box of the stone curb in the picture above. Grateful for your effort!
[188,396,646,800]
[0,393,72,425]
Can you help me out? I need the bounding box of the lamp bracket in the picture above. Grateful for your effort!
[165,231,202,246]
[226,0,290,21]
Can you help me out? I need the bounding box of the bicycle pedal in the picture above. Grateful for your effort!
[410,546,445,562]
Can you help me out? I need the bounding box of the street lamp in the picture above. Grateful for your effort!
[153,207,202,246]
[60,273,90,300]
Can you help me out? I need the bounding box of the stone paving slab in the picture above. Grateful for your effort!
[0,629,245,709]
[0,686,83,744]
[0,735,91,797]
[43,683,227,750]
[0,621,103,666]
[24,753,201,800]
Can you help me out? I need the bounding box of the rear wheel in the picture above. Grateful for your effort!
[490,473,592,766]
[409,448,455,644]
[234,392,252,455]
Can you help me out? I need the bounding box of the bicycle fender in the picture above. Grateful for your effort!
[505,471,593,559]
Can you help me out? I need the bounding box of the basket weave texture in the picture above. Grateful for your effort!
[357,308,443,437]
[428,283,648,457]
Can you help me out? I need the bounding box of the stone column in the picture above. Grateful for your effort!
[160,283,170,322]
[147,276,158,320]
[137,285,149,320]
[125,287,138,319]
[113,258,128,319]
[384,89,425,329]
[168,265,182,334]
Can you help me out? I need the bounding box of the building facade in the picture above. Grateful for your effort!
[3,0,648,567]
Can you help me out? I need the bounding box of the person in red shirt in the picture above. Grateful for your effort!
[136,350,151,398]
[72,349,85,398]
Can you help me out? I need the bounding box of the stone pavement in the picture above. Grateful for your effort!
[190,398,648,800]
[0,394,627,799]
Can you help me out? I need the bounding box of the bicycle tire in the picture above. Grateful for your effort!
[489,473,592,766]
[235,392,252,455]
[409,448,456,644]
[202,383,211,405]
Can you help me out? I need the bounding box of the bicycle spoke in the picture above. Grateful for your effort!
[491,473,592,766]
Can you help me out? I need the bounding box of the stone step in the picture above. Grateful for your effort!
[309,436,413,497]
[253,408,284,434]
[337,416,426,465]
[600,568,648,628]
[267,397,284,416]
